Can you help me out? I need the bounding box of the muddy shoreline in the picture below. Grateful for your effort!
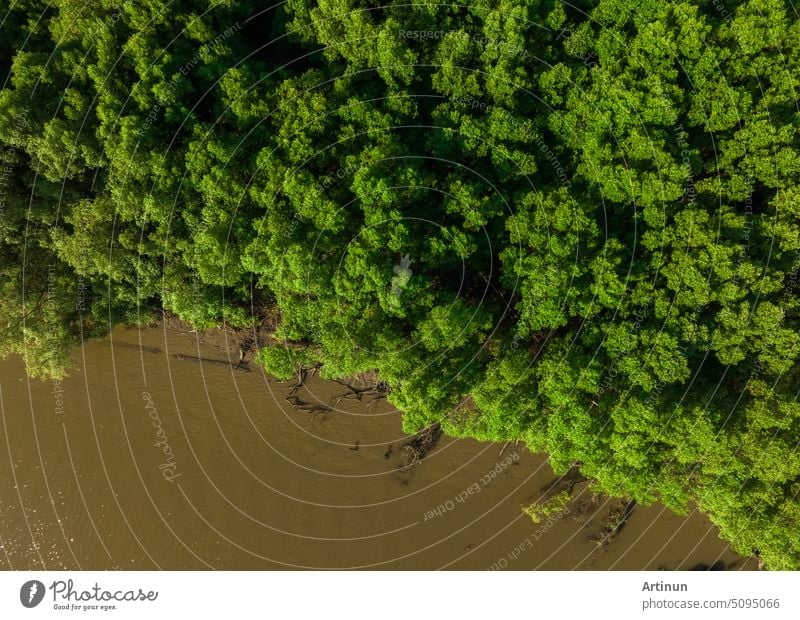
[0,322,758,570]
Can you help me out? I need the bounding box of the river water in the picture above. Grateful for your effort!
[0,326,754,570]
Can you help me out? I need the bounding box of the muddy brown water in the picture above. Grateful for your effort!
[0,326,755,570]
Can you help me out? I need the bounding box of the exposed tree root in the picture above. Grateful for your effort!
[284,394,332,419]
[398,422,442,470]
[333,376,390,410]
[592,499,637,547]
[539,464,588,501]
[288,365,319,395]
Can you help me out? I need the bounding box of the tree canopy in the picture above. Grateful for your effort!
[1,0,799,568]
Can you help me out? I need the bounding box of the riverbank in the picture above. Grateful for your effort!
[0,323,757,569]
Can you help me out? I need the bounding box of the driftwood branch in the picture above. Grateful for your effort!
[284,395,332,418]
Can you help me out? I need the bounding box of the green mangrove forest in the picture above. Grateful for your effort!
[1,0,799,568]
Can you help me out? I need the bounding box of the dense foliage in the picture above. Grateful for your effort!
[1,0,799,568]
